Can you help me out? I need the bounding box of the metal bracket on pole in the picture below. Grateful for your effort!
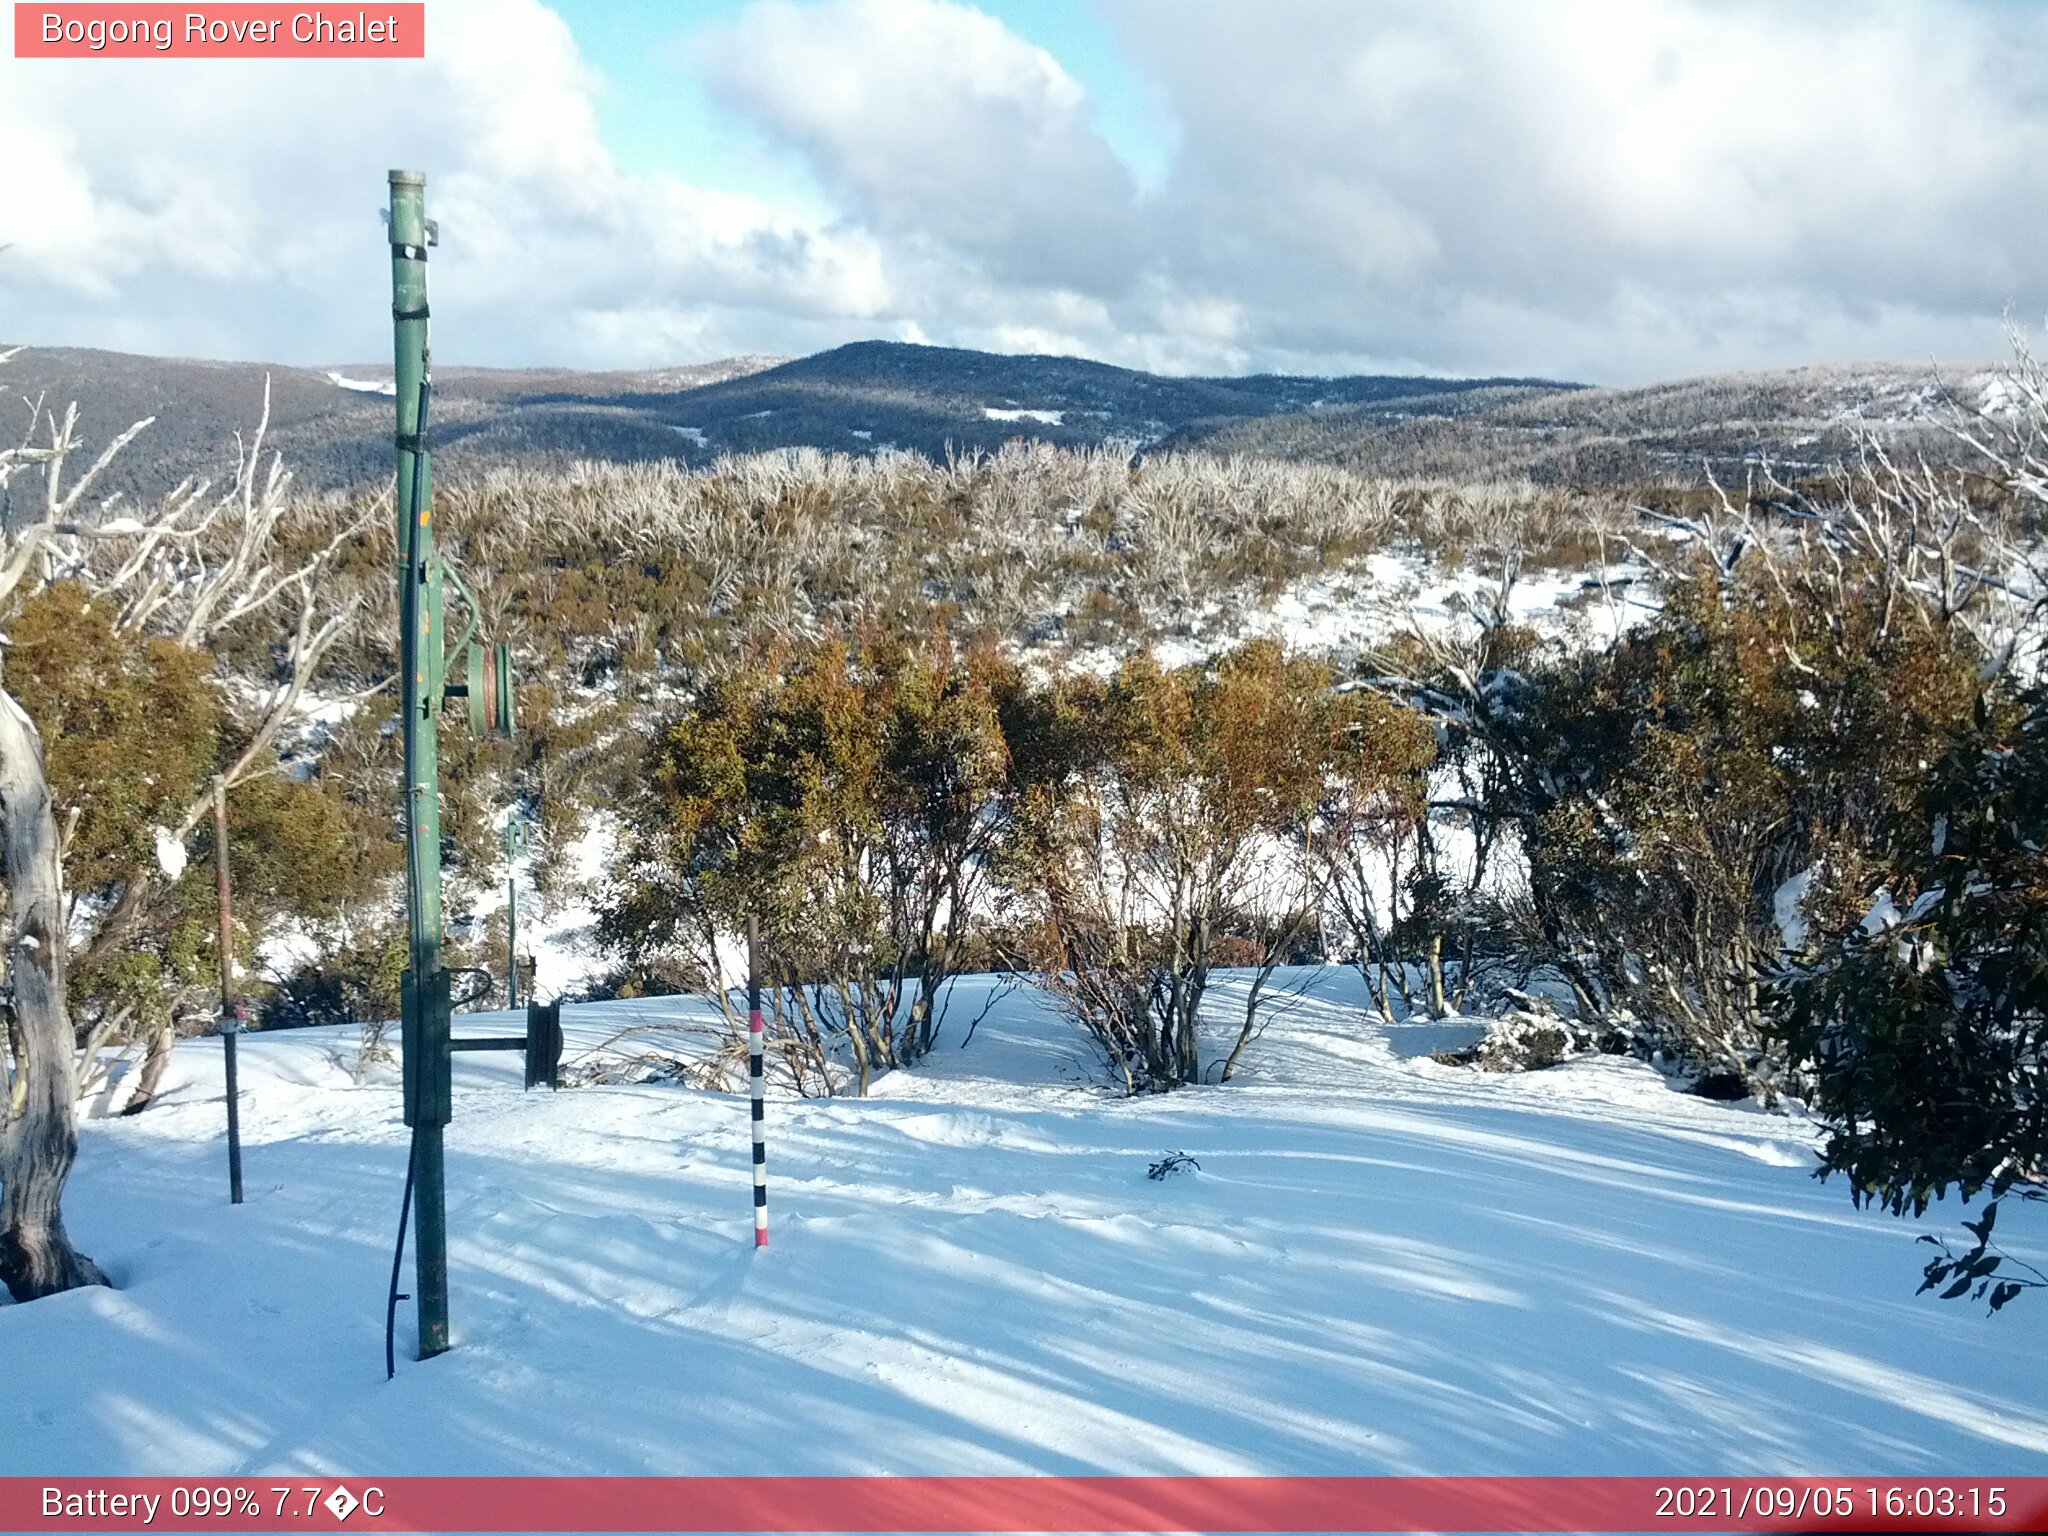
[437,1003,558,1091]
[400,967,453,1129]
[524,1000,563,1090]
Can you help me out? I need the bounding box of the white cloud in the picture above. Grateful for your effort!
[0,0,893,366]
[700,0,1143,294]
[1106,0,2048,377]
[3,0,2045,382]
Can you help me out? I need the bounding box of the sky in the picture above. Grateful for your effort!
[4,0,2047,384]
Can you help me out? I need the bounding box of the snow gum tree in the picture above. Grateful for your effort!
[1384,459,2008,1097]
[1777,688,2047,1212]
[0,369,365,1300]
[1537,558,1978,1084]
[1309,664,1449,1021]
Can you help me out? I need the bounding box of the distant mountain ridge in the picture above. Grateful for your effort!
[0,347,786,504]
[0,339,1572,499]
[648,340,1574,461]
[0,338,1997,503]
[1171,360,2000,484]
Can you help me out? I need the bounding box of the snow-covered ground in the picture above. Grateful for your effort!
[7,970,2045,1478]
[1147,555,1654,675]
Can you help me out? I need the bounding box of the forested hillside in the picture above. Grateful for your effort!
[0,346,782,503]
[1173,361,2002,484]
[0,339,1567,497]
[5,340,2003,507]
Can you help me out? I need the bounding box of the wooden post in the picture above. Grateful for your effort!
[212,776,243,1206]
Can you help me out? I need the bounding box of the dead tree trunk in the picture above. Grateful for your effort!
[0,686,108,1301]
[119,1021,178,1116]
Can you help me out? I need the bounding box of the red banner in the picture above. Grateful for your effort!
[4,1477,2046,1533]
[13,4,424,58]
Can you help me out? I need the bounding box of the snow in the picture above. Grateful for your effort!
[1859,888,1942,936]
[1979,375,2032,421]
[6,967,2044,1479]
[325,371,397,397]
[435,809,613,1002]
[1773,867,1813,952]
[1139,554,1657,675]
[983,408,1065,425]
[521,814,612,998]
[669,426,707,446]
[153,825,187,883]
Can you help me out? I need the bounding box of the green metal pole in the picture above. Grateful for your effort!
[389,168,450,1361]
[505,817,519,1010]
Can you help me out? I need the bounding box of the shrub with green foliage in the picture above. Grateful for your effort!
[601,629,1016,1094]
[1773,688,2047,1305]
[1402,509,1993,1093]
[1004,642,1354,1092]
[9,582,219,894]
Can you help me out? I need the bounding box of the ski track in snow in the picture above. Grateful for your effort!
[5,968,2045,1478]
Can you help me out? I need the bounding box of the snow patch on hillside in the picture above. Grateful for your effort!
[1141,553,1658,673]
[325,371,396,396]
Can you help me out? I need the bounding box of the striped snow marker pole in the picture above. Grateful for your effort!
[747,913,769,1248]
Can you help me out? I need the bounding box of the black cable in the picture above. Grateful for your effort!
[447,966,495,1009]
[385,1120,421,1380]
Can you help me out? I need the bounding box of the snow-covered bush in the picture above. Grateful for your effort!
[1433,1002,1631,1073]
